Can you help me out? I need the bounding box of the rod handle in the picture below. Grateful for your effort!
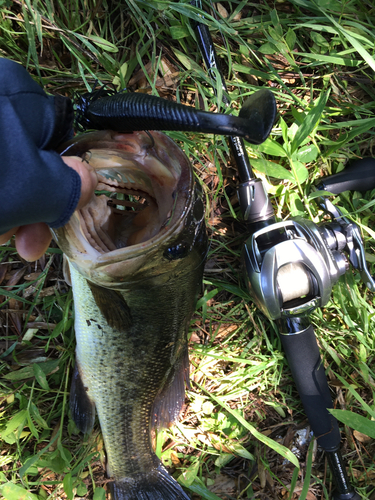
[318,157,375,194]
[279,323,341,451]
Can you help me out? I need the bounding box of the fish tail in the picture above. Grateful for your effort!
[109,465,190,500]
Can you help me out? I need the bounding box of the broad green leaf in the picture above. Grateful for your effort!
[214,453,235,468]
[196,288,219,309]
[225,441,254,460]
[112,62,128,89]
[296,22,375,43]
[88,35,118,53]
[258,42,278,55]
[289,192,305,217]
[232,63,275,81]
[170,25,189,39]
[76,482,88,496]
[325,119,375,156]
[0,409,27,437]
[257,138,288,157]
[33,363,49,390]
[285,28,296,51]
[179,477,223,500]
[268,26,283,42]
[72,32,100,56]
[279,116,289,145]
[2,359,59,381]
[27,413,39,439]
[251,158,294,181]
[19,454,41,479]
[315,0,342,8]
[173,48,204,73]
[0,483,39,500]
[93,487,106,500]
[329,410,375,439]
[296,144,319,163]
[63,472,73,500]
[270,9,282,36]
[178,460,199,487]
[29,403,50,430]
[291,90,330,154]
[59,444,73,465]
[0,341,17,359]
[307,190,336,200]
[310,31,330,51]
[291,106,306,125]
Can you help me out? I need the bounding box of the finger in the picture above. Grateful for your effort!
[0,227,19,245]
[15,223,52,262]
[62,156,98,210]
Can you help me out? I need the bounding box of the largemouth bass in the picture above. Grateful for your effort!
[53,130,207,500]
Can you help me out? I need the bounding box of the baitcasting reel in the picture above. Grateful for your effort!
[242,191,375,321]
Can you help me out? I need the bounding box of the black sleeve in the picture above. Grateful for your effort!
[0,58,82,235]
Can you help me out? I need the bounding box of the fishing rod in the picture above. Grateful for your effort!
[190,2,375,498]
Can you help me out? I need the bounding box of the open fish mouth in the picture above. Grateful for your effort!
[55,130,195,286]
[79,138,178,251]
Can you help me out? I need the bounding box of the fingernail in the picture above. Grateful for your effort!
[83,161,98,189]
[89,167,98,189]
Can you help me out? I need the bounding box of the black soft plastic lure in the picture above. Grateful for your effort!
[75,87,276,145]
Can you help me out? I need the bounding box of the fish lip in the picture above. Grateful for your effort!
[54,130,194,284]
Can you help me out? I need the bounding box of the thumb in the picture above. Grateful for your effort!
[62,156,98,209]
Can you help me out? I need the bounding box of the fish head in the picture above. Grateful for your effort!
[53,130,207,288]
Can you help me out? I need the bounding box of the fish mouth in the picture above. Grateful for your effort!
[80,139,179,252]
[54,130,193,283]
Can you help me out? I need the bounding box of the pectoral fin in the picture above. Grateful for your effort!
[70,363,96,434]
[87,281,132,331]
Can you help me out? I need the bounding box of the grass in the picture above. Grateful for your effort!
[0,0,375,499]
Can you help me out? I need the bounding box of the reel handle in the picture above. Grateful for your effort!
[318,157,375,194]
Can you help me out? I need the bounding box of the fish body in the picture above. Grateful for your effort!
[53,130,207,499]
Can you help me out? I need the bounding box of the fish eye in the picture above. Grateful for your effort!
[163,243,189,260]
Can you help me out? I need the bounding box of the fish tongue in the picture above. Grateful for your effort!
[127,199,161,245]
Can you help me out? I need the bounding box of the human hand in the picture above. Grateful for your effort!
[0,156,98,262]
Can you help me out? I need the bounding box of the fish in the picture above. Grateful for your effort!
[53,129,207,500]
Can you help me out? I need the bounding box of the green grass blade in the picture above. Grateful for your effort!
[329,409,375,439]
[291,89,330,154]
